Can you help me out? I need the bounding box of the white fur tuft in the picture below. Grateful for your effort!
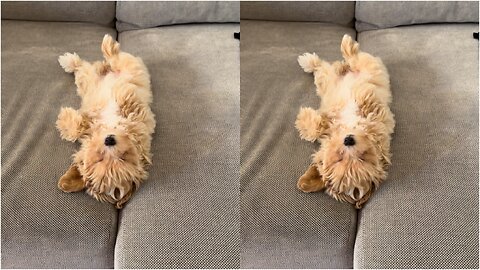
[298,52,322,73]
[58,52,81,73]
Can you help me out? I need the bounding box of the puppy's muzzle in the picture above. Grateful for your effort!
[344,135,355,146]
[104,135,116,146]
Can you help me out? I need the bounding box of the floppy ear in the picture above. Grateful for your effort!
[378,140,392,169]
[140,149,152,166]
[297,164,326,193]
[58,164,85,193]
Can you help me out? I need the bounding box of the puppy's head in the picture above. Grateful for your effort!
[317,120,389,199]
[74,123,147,202]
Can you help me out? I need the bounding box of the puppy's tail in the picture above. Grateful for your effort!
[298,53,322,73]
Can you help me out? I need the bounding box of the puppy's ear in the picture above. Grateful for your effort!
[141,151,152,166]
[378,142,392,169]
[297,164,326,193]
[58,164,85,193]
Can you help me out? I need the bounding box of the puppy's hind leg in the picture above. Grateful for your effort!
[340,34,360,61]
[298,53,339,97]
[340,34,387,77]
[101,34,149,82]
[58,52,101,97]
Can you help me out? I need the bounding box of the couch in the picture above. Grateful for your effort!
[1,1,239,268]
[240,1,479,268]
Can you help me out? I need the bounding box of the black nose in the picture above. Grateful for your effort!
[104,135,116,146]
[344,135,355,146]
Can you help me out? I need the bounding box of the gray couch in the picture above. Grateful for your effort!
[1,1,239,268]
[240,1,479,269]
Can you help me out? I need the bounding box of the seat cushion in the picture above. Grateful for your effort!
[241,1,355,26]
[354,24,479,268]
[114,24,240,268]
[1,1,115,26]
[356,1,479,32]
[240,20,357,269]
[116,1,239,32]
[1,20,118,268]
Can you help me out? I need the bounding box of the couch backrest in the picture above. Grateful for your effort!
[1,1,116,26]
[356,1,479,32]
[116,1,239,32]
[240,1,355,26]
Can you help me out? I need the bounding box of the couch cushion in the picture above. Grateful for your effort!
[354,24,479,268]
[240,20,357,269]
[114,23,240,268]
[241,1,355,26]
[116,1,239,32]
[1,20,118,268]
[356,1,479,32]
[1,1,115,26]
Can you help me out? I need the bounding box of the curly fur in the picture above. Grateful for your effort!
[295,35,395,209]
[56,35,155,209]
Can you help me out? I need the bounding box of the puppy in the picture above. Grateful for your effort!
[56,35,155,209]
[295,35,395,209]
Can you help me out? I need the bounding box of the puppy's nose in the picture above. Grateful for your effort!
[344,135,355,146]
[104,135,116,146]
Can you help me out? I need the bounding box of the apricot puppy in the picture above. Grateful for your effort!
[56,35,155,209]
[296,35,395,209]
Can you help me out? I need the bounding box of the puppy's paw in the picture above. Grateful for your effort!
[298,52,321,73]
[101,34,120,58]
[341,34,359,59]
[295,107,321,142]
[58,52,81,73]
[56,107,83,142]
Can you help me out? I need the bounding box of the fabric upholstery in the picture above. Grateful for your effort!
[114,23,240,268]
[116,1,240,32]
[240,20,357,269]
[1,20,118,268]
[354,24,479,268]
[1,1,116,26]
[356,1,479,32]
[241,1,355,26]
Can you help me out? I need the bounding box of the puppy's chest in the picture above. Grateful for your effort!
[332,72,363,128]
[95,72,124,127]
[337,99,360,128]
[98,100,122,127]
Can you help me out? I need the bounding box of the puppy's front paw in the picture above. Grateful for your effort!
[58,52,81,73]
[295,107,321,142]
[56,107,83,142]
